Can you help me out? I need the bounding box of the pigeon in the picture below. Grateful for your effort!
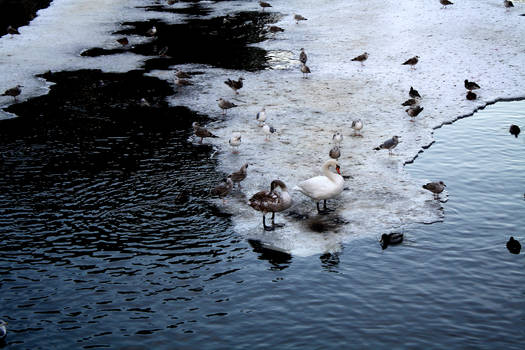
[329,145,341,160]
[299,48,307,64]
[224,77,244,94]
[351,119,363,136]
[466,91,477,100]
[211,176,234,203]
[464,79,480,90]
[509,124,520,138]
[294,14,308,23]
[406,106,424,121]
[440,0,454,9]
[351,52,369,66]
[218,98,237,114]
[506,236,521,254]
[192,122,218,144]
[2,85,22,101]
[300,63,311,78]
[422,181,446,199]
[262,123,276,141]
[380,232,404,250]
[402,56,419,69]
[409,86,421,99]
[256,107,267,126]
[374,136,400,155]
[230,163,249,188]
[259,1,272,11]
[229,132,242,153]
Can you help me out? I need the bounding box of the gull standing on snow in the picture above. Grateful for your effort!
[229,132,242,153]
[332,132,343,146]
[230,163,249,188]
[211,176,233,203]
[402,56,419,69]
[299,48,307,64]
[422,181,446,199]
[256,107,267,126]
[192,122,218,144]
[294,14,308,23]
[300,63,311,78]
[2,85,22,101]
[329,145,341,160]
[218,98,237,114]
[224,77,244,94]
[351,52,369,66]
[374,136,400,155]
[406,106,424,121]
[351,119,363,136]
[259,1,272,11]
[440,0,453,8]
[262,123,276,141]
[464,79,480,90]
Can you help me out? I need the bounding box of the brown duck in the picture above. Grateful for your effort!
[249,180,292,231]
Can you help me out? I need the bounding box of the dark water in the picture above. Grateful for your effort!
[0,0,52,37]
[1,1,525,348]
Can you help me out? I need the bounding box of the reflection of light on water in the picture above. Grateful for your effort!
[266,50,297,70]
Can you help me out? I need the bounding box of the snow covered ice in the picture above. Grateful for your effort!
[2,0,525,256]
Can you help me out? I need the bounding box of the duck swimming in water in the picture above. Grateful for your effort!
[249,180,292,231]
[380,232,404,249]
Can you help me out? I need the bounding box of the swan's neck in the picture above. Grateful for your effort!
[322,163,339,182]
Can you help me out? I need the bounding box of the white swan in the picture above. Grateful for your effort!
[294,159,344,214]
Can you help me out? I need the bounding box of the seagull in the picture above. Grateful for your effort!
[116,37,129,46]
[332,132,343,145]
[256,107,267,126]
[351,52,369,66]
[504,0,514,9]
[422,181,446,199]
[139,98,151,107]
[402,56,419,69]
[440,0,454,8]
[506,236,521,254]
[6,25,19,35]
[211,176,233,203]
[409,86,421,99]
[464,79,480,90]
[294,14,308,23]
[230,163,249,188]
[374,136,400,155]
[0,320,7,340]
[329,145,341,160]
[406,106,424,121]
[217,98,237,114]
[224,77,244,94]
[300,63,311,78]
[192,122,218,144]
[466,91,477,100]
[299,48,307,64]
[268,25,284,34]
[146,26,157,37]
[509,124,520,138]
[351,119,363,136]
[380,232,404,250]
[175,69,192,79]
[402,98,419,106]
[259,1,272,11]
[262,123,276,141]
[229,132,242,153]
[2,85,22,101]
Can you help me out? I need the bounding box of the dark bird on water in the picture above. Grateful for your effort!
[259,1,272,11]
[2,85,22,100]
[230,163,249,188]
[506,236,521,254]
[440,0,454,9]
[422,181,446,199]
[402,98,418,106]
[7,25,19,35]
[380,232,404,250]
[406,106,424,121]
[116,37,129,46]
[402,56,419,69]
[409,86,421,99]
[249,180,292,231]
[192,122,218,144]
[464,79,480,90]
[509,124,520,138]
[294,14,308,23]
[224,77,244,94]
[466,90,477,100]
[374,136,400,155]
[211,176,233,203]
[351,52,369,65]
[299,48,307,64]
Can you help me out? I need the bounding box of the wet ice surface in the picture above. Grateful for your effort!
[161,0,525,256]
